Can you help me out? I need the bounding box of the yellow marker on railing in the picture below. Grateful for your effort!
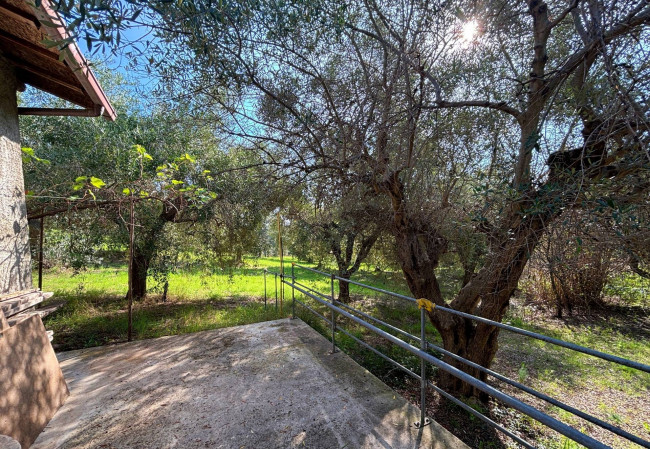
[416,298,435,312]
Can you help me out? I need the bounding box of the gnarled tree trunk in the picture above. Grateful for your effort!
[385,169,559,400]
[129,248,150,301]
[126,201,179,300]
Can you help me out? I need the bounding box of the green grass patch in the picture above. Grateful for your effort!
[40,257,649,449]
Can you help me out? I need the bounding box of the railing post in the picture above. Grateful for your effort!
[291,263,296,319]
[330,273,337,353]
[264,269,267,310]
[420,306,427,427]
[275,272,278,311]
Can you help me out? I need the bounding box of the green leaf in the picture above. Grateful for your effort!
[90,177,106,188]
[21,147,50,165]
[22,147,35,157]
[133,144,147,155]
[171,179,184,185]
[122,188,131,195]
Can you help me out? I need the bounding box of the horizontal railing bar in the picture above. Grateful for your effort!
[425,342,649,447]
[294,264,417,303]
[433,305,650,373]
[426,380,536,449]
[290,279,647,447]
[334,300,422,345]
[291,279,423,346]
[293,279,332,301]
[292,281,534,449]
[294,296,532,449]
[291,280,419,379]
[293,264,332,277]
[335,324,420,381]
[294,298,332,326]
[294,264,650,373]
[287,280,609,449]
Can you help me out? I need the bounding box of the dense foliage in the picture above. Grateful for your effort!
[27,0,650,399]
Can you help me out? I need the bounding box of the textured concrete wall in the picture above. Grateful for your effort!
[0,315,69,448]
[0,56,32,295]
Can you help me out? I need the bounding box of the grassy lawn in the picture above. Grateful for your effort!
[40,258,649,449]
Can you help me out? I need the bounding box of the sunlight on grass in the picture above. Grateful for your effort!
[40,257,649,449]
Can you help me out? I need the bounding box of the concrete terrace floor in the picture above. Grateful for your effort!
[33,319,467,449]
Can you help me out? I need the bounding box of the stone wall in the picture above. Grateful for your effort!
[0,56,32,295]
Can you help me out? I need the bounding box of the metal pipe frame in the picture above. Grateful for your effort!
[291,264,295,319]
[335,300,422,346]
[293,297,332,326]
[426,380,536,449]
[419,307,427,428]
[288,280,611,449]
[293,264,650,373]
[330,274,337,353]
[291,274,645,446]
[291,285,534,448]
[424,341,649,447]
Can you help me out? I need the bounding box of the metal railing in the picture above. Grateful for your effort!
[266,262,650,449]
[262,268,282,312]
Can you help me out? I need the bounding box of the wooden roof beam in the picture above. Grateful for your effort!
[17,105,104,117]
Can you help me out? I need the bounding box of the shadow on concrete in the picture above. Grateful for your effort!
[33,319,467,449]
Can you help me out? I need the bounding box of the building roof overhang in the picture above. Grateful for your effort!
[0,0,116,120]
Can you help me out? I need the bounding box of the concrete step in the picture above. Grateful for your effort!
[7,301,65,327]
[0,290,44,318]
[0,289,38,301]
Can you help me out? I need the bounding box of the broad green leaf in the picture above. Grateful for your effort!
[90,177,106,188]
[122,188,131,195]
[22,147,50,165]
